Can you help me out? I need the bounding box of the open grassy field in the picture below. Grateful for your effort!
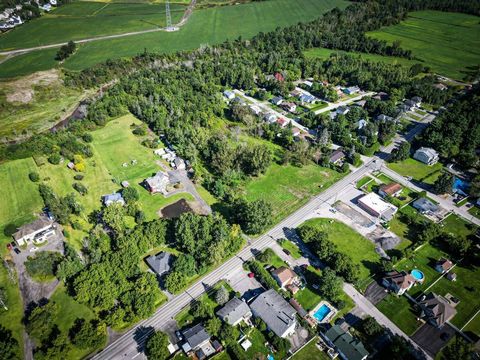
[0,70,88,141]
[0,0,349,78]
[367,11,480,80]
[299,218,380,283]
[304,47,421,67]
[0,2,186,51]
[377,293,421,335]
[245,162,344,223]
[388,157,443,185]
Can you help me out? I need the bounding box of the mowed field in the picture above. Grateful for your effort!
[0,1,186,51]
[367,11,480,80]
[0,0,349,78]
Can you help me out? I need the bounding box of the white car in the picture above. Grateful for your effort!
[30,246,38,252]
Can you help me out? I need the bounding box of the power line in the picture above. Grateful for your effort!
[165,0,172,30]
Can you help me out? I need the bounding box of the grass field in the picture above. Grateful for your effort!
[304,47,421,67]
[367,11,480,80]
[388,158,443,185]
[278,239,302,259]
[377,294,421,335]
[245,163,344,223]
[0,2,186,51]
[0,0,348,78]
[299,218,380,283]
[292,338,329,360]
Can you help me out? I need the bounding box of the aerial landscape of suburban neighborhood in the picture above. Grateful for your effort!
[0,0,479,359]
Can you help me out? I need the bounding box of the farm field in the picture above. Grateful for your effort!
[0,2,187,51]
[0,0,349,78]
[299,218,380,283]
[244,163,344,223]
[304,47,421,67]
[367,11,480,80]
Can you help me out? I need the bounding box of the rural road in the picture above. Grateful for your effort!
[0,0,197,57]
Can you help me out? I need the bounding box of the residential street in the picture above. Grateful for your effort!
[313,92,376,115]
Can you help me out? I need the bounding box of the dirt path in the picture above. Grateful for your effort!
[0,0,197,57]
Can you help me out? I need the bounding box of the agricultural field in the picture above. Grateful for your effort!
[0,69,89,141]
[245,162,344,223]
[367,11,480,80]
[0,1,187,51]
[0,0,349,78]
[299,218,380,283]
[304,47,421,68]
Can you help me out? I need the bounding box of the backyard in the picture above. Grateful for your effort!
[292,337,329,360]
[376,294,421,336]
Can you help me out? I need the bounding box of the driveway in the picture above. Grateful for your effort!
[364,280,388,305]
[225,267,263,302]
[411,323,456,358]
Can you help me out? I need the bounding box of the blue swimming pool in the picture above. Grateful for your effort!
[411,269,424,281]
[453,177,469,196]
[313,304,331,322]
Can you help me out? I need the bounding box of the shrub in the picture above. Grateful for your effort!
[48,153,61,165]
[25,251,63,281]
[73,182,88,196]
[29,172,40,182]
[132,126,146,136]
[74,174,84,181]
[82,133,93,143]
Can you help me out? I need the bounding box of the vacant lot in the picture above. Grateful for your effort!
[377,293,421,335]
[0,0,348,77]
[388,158,443,184]
[368,11,480,80]
[299,218,380,282]
[245,163,344,223]
[0,2,186,51]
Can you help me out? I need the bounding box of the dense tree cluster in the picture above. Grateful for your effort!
[25,251,63,281]
[55,41,76,61]
[39,184,83,225]
[0,325,20,360]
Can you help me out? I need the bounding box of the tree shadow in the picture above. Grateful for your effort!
[134,325,155,354]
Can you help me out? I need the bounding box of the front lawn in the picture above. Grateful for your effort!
[440,214,477,240]
[300,219,380,283]
[292,337,329,360]
[278,239,302,259]
[245,163,344,223]
[388,158,443,184]
[356,176,373,189]
[376,294,421,335]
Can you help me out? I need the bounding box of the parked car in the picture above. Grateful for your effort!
[14,248,21,254]
[248,272,255,278]
[283,249,291,256]
[30,246,38,252]
[175,330,183,341]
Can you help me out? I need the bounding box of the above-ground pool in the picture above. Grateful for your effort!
[313,304,331,322]
[411,269,425,282]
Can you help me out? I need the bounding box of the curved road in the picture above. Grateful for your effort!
[0,0,196,57]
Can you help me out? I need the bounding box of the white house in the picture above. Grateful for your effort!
[13,217,55,247]
[414,147,439,165]
[358,192,397,221]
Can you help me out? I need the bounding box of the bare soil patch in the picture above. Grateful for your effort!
[3,69,60,104]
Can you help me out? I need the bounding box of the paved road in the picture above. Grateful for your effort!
[0,0,197,56]
[313,92,376,115]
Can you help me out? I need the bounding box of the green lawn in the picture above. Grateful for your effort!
[367,11,480,80]
[278,239,302,259]
[463,313,480,338]
[440,214,477,240]
[376,294,421,335]
[304,47,421,68]
[356,176,373,189]
[292,337,329,360]
[0,2,186,51]
[468,206,480,220]
[245,163,344,223]
[388,158,443,184]
[299,218,380,283]
[0,0,348,77]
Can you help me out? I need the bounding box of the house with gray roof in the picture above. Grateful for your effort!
[414,147,439,165]
[418,292,457,328]
[182,323,211,353]
[216,297,252,326]
[412,197,439,215]
[145,171,171,195]
[12,217,55,247]
[250,289,297,338]
[102,193,125,206]
[322,325,369,360]
[145,252,172,277]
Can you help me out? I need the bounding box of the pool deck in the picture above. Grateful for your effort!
[310,301,337,324]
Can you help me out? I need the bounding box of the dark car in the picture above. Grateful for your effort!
[175,330,183,341]
[14,248,21,254]
[283,249,291,256]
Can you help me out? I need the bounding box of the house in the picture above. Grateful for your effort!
[373,92,389,101]
[353,99,366,108]
[40,3,52,11]
[378,183,403,198]
[404,99,417,109]
[303,80,313,87]
[299,94,316,104]
[145,171,170,195]
[343,86,360,95]
[12,217,55,247]
[271,266,300,292]
[291,127,301,137]
[329,149,346,165]
[145,252,172,277]
[435,258,453,274]
[223,90,235,100]
[181,324,211,353]
[414,147,439,165]
[411,96,422,107]
[249,104,262,115]
[174,157,186,170]
[434,83,447,91]
[418,292,457,328]
[216,297,252,326]
[357,119,367,130]
[281,102,297,113]
[321,325,369,360]
[382,271,416,295]
[397,104,411,113]
[446,272,457,281]
[264,113,277,123]
[250,289,297,338]
[232,97,246,106]
[375,114,394,123]
[121,181,130,188]
[276,118,289,128]
[154,148,166,156]
[67,162,75,170]
[103,193,125,206]
[270,97,283,106]
[336,106,350,116]
[412,197,439,215]
[357,192,398,221]
[274,72,285,82]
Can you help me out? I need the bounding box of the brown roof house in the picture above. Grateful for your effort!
[271,266,300,294]
[418,292,457,328]
[329,149,346,165]
[378,183,403,198]
[435,258,453,274]
[382,271,415,295]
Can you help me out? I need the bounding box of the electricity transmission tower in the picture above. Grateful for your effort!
[165,0,173,30]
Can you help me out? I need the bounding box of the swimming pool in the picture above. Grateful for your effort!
[411,269,425,281]
[313,304,331,322]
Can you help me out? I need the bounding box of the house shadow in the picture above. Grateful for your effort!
[361,260,381,274]
[344,312,363,327]
[134,325,155,354]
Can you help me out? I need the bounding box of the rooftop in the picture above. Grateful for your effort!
[13,217,53,241]
[216,297,251,325]
[323,325,369,360]
[271,266,297,285]
[358,192,397,216]
[183,323,211,350]
[419,292,457,327]
[145,252,172,276]
[379,183,402,196]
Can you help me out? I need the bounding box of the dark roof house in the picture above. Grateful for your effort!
[322,325,369,360]
[182,324,211,352]
[418,292,457,327]
[382,270,415,295]
[145,252,172,276]
[216,297,252,326]
[435,258,453,274]
[329,149,346,165]
[412,197,439,214]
